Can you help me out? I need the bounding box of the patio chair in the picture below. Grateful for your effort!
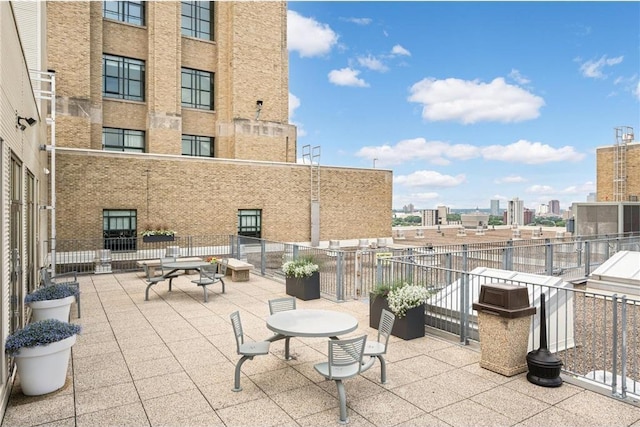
[364,308,395,384]
[143,263,167,301]
[160,258,180,287]
[314,335,374,424]
[40,267,81,318]
[190,263,219,302]
[230,311,271,392]
[268,297,297,359]
[214,258,228,292]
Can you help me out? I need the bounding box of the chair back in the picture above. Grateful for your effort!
[40,267,53,286]
[217,258,229,276]
[268,297,296,315]
[377,309,395,351]
[201,263,217,281]
[327,335,367,379]
[230,311,244,353]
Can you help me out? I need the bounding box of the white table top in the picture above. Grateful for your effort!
[266,309,358,338]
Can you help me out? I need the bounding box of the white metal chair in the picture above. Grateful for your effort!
[230,311,270,392]
[40,267,81,318]
[314,335,373,424]
[364,308,395,384]
[214,258,228,293]
[190,263,219,302]
[268,297,297,359]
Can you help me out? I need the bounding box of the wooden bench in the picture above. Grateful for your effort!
[225,258,253,282]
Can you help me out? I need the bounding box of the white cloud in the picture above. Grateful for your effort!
[526,185,554,194]
[391,44,411,56]
[394,170,466,188]
[357,55,388,72]
[495,175,526,184]
[579,55,624,79]
[344,17,372,25]
[508,69,530,85]
[356,138,480,166]
[408,77,545,124]
[287,11,339,58]
[482,140,584,164]
[289,92,300,120]
[328,67,369,87]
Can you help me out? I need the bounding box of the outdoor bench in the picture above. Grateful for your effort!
[225,258,253,282]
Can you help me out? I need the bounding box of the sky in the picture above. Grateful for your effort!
[286,1,640,213]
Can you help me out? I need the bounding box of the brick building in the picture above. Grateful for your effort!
[596,127,639,202]
[46,1,392,244]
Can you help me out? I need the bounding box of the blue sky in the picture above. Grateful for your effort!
[286,1,640,212]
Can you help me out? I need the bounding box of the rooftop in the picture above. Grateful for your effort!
[3,272,639,427]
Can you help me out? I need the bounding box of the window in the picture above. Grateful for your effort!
[238,209,261,238]
[103,54,145,101]
[181,1,213,40]
[182,135,213,157]
[103,210,137,252]
[103,128,145,152]
[103,1,144,26]
[181,68,213,110]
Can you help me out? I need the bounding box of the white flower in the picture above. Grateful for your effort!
[387,284,431,318]
[282,258,319,278]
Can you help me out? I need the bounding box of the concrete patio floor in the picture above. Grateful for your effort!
[2,271,639,427]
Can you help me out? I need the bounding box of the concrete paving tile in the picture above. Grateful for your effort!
[215,396,293,427]
[471,385,551,422]
[250,366,315,395]
[117,333,166,351]
[153,324,203,343]
[393,378,466,412]
[75,382,139,415]
[428,344,481,367]
[74,363,132,392]
[392,354,456,379]
[503,376,583,405]
[428,367,497,398]
[32,417,75,427]
[317,375,386,401]
[73,350,126,374]
[394,413,452,427]
[121,343,173,365]
[71,339,121,359]
[142,389,216,426]
[127,355,183,381]
[134,371,197,401]
[184,359,239,389]
[359,361,426,389]
[271,383,339,419]
[514,406,605,427]
[76,402,150,427]
[348,389,427,426]
[460,362,521,385]
[296,407,376,426]
[1,393,74,427]
[555,390,640,426]
[74,330,116,347]
[200,378,267,410]
[432,399,514,427]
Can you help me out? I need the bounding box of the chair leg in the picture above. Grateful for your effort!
[220,278,225,293]
[76,292,81,318]
[378,355,387,384]
[145,283,153,301]
[202,285,208,303]
[284,337,291,360]
[335,379,348,424]
[233,355,253,392]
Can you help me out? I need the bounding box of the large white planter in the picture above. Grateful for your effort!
[14,334,77,396]
[28,295,75,322]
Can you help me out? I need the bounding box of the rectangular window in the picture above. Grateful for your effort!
[103,54,145,101]
[182,135,214,157]
[103,1,144,26]
[181,1,213,40]
[103,210,137,252]
[238,209,262,238]
[181,68,213,110]
[103,127,145,152]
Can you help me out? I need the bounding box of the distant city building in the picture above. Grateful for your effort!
[587,192,597,202]
[420,209,439,226]
[461,210,489,228]
[506,197,524,226]
[490,199,500,216]
[403,203,415,213]
[437,205,450,225]
[549,200,560,215]
[523,208,534,225]
[538,204,549,215]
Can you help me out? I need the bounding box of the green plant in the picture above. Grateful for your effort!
[140,223,175,237]
[5,319,81,356]
[25,284,78,303]
[282,256,319,278]
[206,256,217,264]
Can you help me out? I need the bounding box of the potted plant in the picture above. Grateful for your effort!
[5,319,81,396]
[141,223,176,243]
[25,283,79,322]
[370,282,431,340]
[282,256,320,300]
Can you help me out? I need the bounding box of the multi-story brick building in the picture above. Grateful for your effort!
[46,1,392,245]
[596,127,639,202]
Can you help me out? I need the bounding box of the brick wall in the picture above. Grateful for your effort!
[596,144,640,202]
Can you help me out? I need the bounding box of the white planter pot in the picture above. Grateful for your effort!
[14,334,77,396]
[28,295,75,322]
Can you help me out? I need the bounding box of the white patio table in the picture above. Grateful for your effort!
[266,309,358,359]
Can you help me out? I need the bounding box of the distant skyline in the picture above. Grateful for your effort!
[287,2,640,211]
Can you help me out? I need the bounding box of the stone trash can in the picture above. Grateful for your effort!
[472,283,536,376]
[94,249,112,274]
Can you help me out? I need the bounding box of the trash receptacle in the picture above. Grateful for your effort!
[94,249,112,274]
[472,283,536,376]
